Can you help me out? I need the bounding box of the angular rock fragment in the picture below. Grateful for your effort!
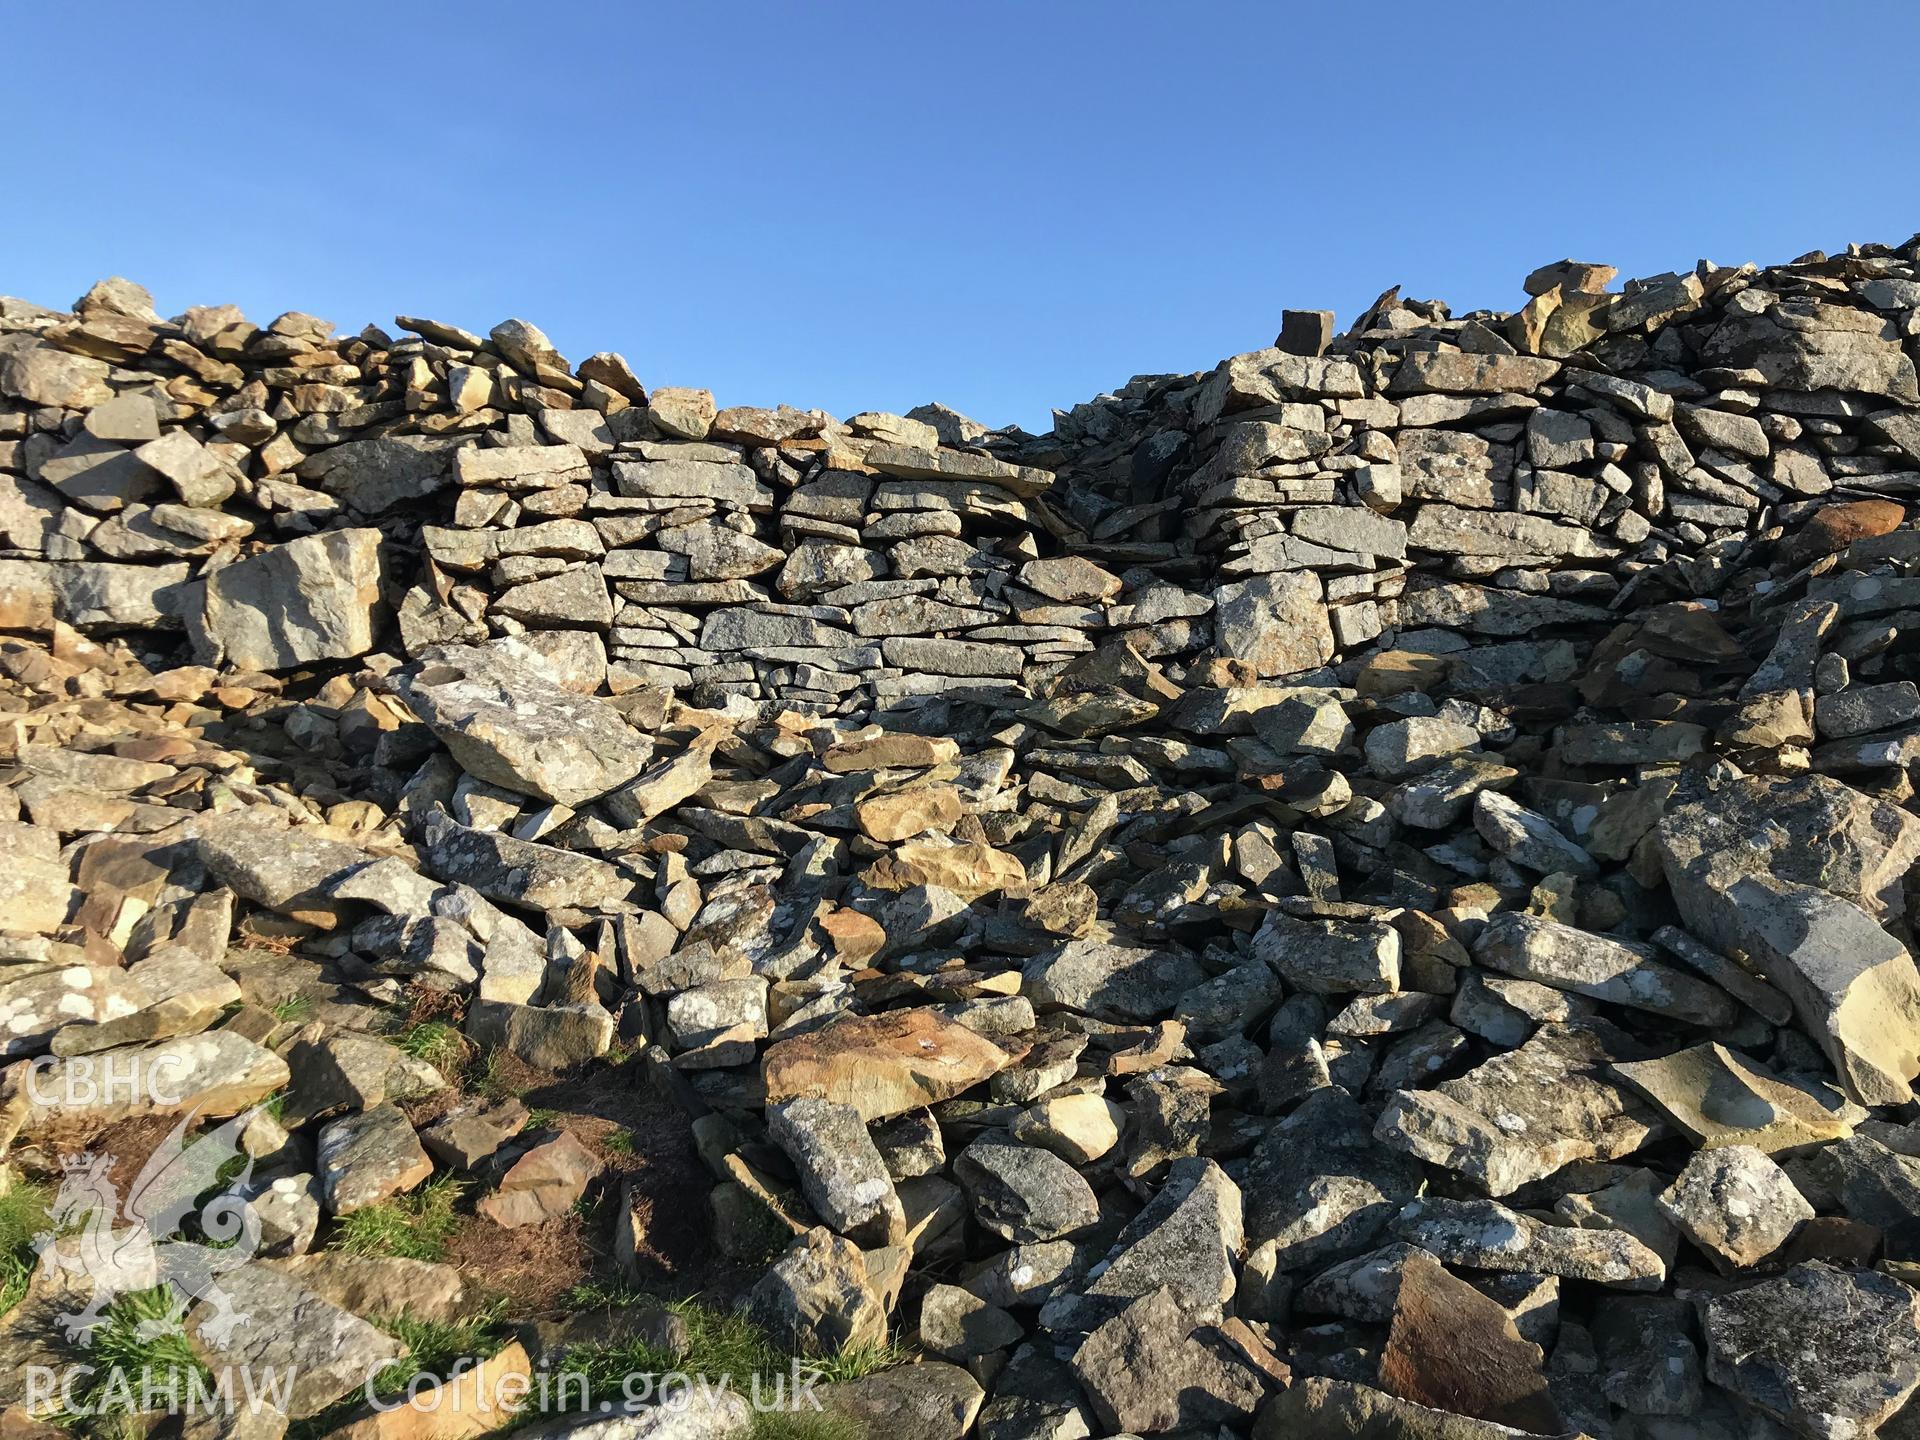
[769,1097,905,1246]
[1394,1196,1666,1290]
[477,1129,603,1227]
[187,1264,406,1419]
[422,812,631,910]
[316,1102,434,1215]
[1023,936,1209,1020]
[762,1008,1012,1121]
[1254,1377,1567,1440]
[1213,572,1334,677]
[1612,1042,1855,1152]
[1253,912,1400,995]
[1702,1263,1920,1440]
[1041,1156,1242,1330]
[1474,912,1739,1027]
[1683,871,1920,1106]
[1068,1288,1270,1434]
[747,1227,888,1356]
[1376,1022,1664,1196]
[954,1135,1100,1242]
[819,1362,985,1440]
[1378,1252,1561,1432]
[395,642,654,806]
[1658,1145,1812,1272]
[188,529,384,671]
[1245,1088,1424,1269]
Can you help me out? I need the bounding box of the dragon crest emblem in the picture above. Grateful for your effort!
[32,1107,264,1348]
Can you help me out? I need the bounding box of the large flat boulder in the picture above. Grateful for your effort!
[187,528,384,670]
[1375,1021,1665,1196]
[1699,299,1920,400]
[393,641,654,806]
[1655,774,1920,927]
[21,1030,290,1135]
[762,1008,1013,1122]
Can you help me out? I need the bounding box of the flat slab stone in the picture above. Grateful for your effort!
[1374,1021,1665,1196]
[477,1129,604,1228]
[1393,1196,1665,1290]
[198,810,376,928]
[187,528,383,671]
[1473,912,1738,1027]
[1377,1251,1560,1432]
[1655,773,1920,924]
[1702,1263,1920,1440]
[1611,1042,1856,1153]
[23,1030,290,1135]
[1245,1087,1424,1271]
[316,1102,434,1215]
[954,1135,1100,1242]
[762,1007,1013,1122]
[819,1361,984,1440]
[1255,1377,1583,1440]
[186,1263,405,1419]
[1023,937,1209,1021]
[422,811,631,911]
[394,640,655,806]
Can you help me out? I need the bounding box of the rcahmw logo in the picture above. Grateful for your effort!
[25,1101,265,1414]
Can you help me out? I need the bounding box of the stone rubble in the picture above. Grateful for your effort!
[7,240,1920,1437]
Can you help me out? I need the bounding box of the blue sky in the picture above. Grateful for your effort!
[7,2,1918,431]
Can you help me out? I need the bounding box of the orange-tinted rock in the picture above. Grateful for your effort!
[1354,650,1450,698]
[855,784,965,843]
[763,1007,1012,1121]
[1791,499,1904,562]
[819,906,886,966]
[861,841,1029,900]
[1378,1252,1562,1433]
[1107,1021,1186,1076]
[328,1341,531,1440]
[822,733,959,773]
[477,1130,603,1228]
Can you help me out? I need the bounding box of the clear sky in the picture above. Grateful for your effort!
[7,2,1918,432]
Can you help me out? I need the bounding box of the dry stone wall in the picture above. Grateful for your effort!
[7,242,1917,720]
[9,240,1920,1439]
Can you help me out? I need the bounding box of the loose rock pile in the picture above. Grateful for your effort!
[5,239,1920,1439]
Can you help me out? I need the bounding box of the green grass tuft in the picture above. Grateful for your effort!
[290,1304,509,1440]
[332,1174,465,1261]
[800,1340,907,1385]
[545,1298,780,1411]
[539,1296,897,1423]
[77,1286,213,1418]
[562,1277,651,1309]
[749,1413,867,1440]
[371,1303,510,1395]
[0,1180,50,1315]
[669,1300,789,1384]
[397,1020,469,1078]
[601,1128,636,1155]
[270,995,312,1023]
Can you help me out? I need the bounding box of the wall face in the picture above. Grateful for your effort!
[13,255,1920,1433]
[3,251,1919,719]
